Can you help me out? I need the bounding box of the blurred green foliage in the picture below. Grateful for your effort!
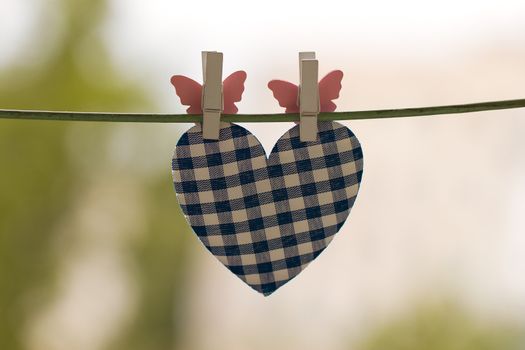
[0,0,191,349]
[358,301,525,350]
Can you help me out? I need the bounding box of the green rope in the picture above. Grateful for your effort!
[1,98,524,123]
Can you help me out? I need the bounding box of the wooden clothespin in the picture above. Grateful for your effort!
[298,52,320,142]
[201,51,223,140]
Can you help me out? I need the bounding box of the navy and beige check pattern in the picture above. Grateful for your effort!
[172,122,363,295]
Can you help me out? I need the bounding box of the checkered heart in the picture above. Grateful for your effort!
[172,121,363,296]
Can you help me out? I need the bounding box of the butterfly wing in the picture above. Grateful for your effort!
[223,71,247,114]
[318,70,343,112]
[267,80,299,113]
[170,75,203,114]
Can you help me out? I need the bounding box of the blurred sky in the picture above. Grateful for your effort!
[1,1,525,350]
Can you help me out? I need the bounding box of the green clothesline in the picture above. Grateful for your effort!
[1,98,524,123]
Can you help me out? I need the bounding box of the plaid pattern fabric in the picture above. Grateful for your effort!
[172,121,363,296]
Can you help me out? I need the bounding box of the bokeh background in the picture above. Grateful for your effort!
[1,0,525,349]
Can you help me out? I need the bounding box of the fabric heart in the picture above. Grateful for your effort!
[172,121,363,296]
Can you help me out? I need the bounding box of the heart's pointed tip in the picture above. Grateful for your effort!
[248,281,280,296]
[262,290,276,297]
[251,285,278,297]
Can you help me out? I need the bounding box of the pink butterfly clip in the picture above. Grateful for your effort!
[171,71,247,114]
[268,70,344,113]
